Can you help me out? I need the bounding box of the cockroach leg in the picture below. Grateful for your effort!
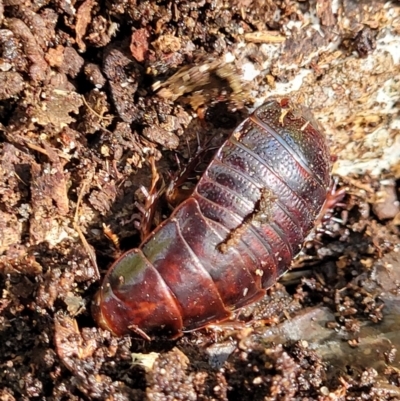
[304,177,347,248]
[128,324,152,341]
[315,176,347,227]
[165,165,196,207]
[103,224,120,253]
[166,144,218,207]
[134,156,164,241]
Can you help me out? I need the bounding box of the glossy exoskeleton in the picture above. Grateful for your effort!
[93,98,331,340]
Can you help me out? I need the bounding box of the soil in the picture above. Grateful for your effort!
[1,0,400,400]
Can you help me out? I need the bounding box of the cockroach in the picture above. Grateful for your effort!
[93,98,331,340]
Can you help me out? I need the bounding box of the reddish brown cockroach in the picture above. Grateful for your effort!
[93,98,331,340]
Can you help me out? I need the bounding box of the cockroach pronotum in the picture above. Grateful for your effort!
[93,98,331,340]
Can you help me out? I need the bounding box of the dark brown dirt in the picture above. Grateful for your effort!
[1,0,400,400]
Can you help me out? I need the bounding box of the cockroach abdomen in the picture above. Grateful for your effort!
[94,98,331,339]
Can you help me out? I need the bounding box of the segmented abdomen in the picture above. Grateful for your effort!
[93,99,331,339]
